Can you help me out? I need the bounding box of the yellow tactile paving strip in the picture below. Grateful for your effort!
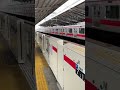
[35,43,49,90]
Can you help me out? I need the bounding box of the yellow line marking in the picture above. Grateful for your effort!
[35,44,48,90]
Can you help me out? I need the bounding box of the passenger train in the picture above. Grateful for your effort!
[85,0,120,33]
[41,22,85,40]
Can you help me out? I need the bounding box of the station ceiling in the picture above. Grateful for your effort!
[40,2,85,26]
[35,0,68,24]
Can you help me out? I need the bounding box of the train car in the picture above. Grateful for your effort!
[41,23,85,40]
[64,24,85,40]
[85,0,120,33]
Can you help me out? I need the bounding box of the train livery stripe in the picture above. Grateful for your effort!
[64,55,76,69]
[67,33,74,36]
[51,32,55,34]
[85,18,120,26]
[60,32,65,34]
[85,80,98,90]
[85,18,92,23]
[100,19,120,26]
[52,46,57,53]
[77,34,85,37]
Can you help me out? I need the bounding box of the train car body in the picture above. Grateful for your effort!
[41,22,85,40]
[86,0,120,33]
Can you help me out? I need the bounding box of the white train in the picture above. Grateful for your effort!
[35,32,85,90]
[86,0,120,33]
[41,22,85,40]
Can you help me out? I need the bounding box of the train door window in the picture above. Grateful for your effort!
[69,28,72,33]
[85,6,89,16]
[106,5,119,19]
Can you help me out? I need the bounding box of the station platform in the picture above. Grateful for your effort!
[0,33,31,90]
[35,42,59,90]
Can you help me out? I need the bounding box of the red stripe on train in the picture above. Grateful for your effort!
[64,55,76,69]
[55,32,58,34]
[67,33,74,36]
[77,34,85,37]
[51,32,55,34]
[85,18,92,23]
[60,32,65,34]
[52,46,57,53]
[100,19,120,26]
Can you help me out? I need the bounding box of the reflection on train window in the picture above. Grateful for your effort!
[85,6,89,16]
[69,28,72,33]
[106,5,119,19]
[79,28,85,34]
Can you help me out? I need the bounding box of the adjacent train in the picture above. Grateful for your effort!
[85,0,120,33]
[40,22,85,40]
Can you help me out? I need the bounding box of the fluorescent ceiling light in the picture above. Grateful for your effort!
[36,0,85,27]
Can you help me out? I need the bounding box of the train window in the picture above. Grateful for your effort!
[106,5,119,19]
[93,5,101,17]
[69,28,72,33]
[85,6,89,16]
[79,28,85,34]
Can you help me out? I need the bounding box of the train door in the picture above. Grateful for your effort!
[92,5,101,27]
[74,27,78,37]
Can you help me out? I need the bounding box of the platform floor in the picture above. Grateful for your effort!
[0,33,31,90]
[35,42,59,90]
